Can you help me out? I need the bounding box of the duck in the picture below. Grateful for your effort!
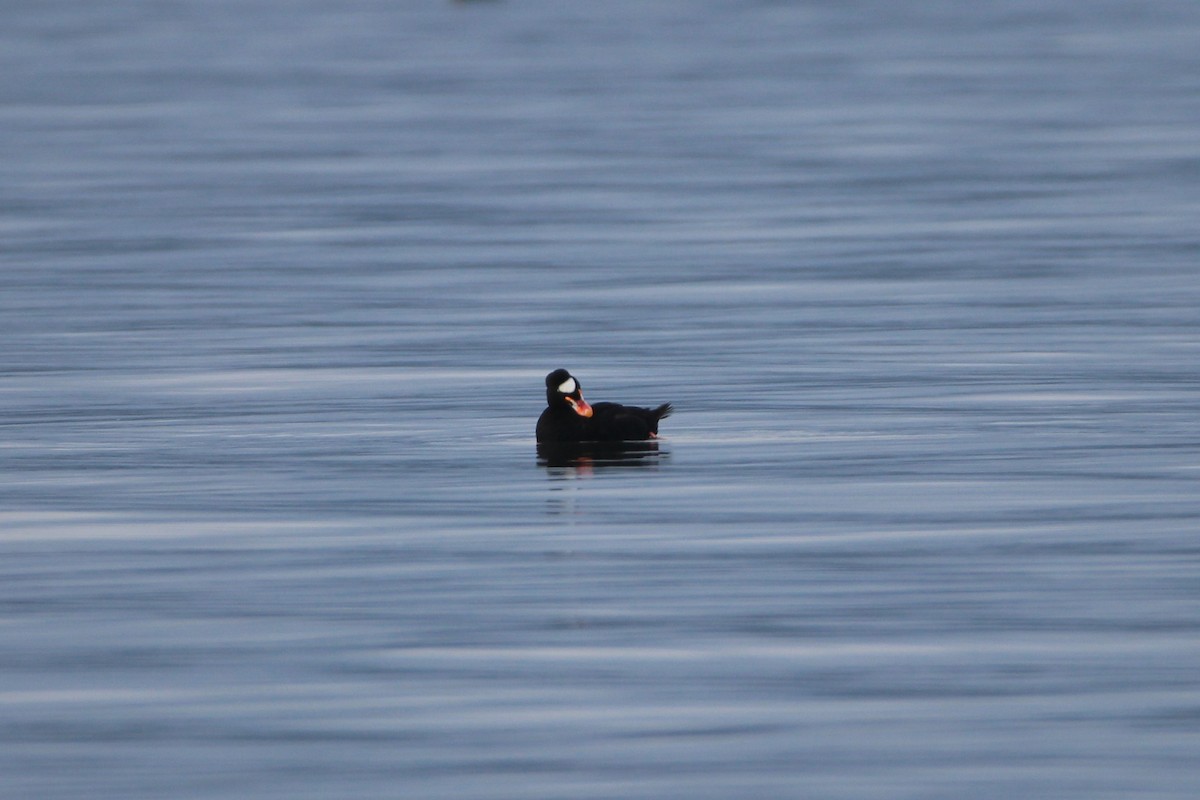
[536,368,672,443]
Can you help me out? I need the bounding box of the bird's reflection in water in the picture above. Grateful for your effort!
[537,440,666,475]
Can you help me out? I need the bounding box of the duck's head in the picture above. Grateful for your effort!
[545,368,593,418]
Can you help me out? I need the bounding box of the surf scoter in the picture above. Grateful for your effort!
[536,368,672,443]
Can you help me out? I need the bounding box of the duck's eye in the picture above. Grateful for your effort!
[556,377,577,394]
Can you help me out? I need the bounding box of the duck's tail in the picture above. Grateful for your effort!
[653,403,673,420]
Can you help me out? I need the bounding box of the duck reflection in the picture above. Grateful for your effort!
[537,440,666,472]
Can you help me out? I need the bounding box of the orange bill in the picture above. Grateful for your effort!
[566,396,594,418]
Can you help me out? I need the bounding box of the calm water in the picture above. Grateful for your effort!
[3,1,1199,797]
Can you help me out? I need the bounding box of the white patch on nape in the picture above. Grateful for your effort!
[556,377,577,394]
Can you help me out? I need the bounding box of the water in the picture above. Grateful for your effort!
[2,1,1199,797]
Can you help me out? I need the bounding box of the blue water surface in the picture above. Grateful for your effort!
[2,1,1199,798]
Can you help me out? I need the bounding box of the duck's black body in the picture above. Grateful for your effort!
[536,369,672,444]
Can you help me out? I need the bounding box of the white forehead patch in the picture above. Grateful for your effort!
[557,377,577,394]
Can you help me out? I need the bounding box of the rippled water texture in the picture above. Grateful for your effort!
[2,1,1199,798]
